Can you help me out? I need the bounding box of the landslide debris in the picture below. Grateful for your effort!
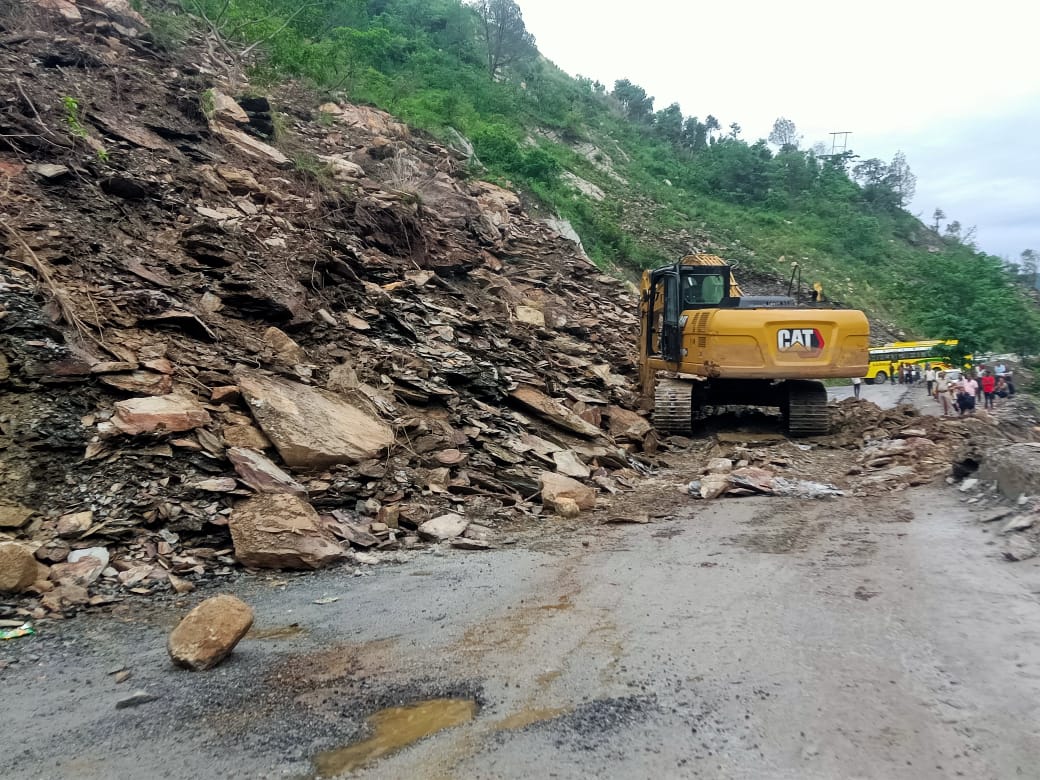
[0,0,652,619]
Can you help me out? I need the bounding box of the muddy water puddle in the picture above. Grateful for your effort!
[314,698,478,777]
[493,705,573,731]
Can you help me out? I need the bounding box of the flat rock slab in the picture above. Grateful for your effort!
[168,594,254,671]
[227,447,307,496]
[553,449,591,479]
[236,372,394,469]
[112,395,212,435]
[230,493,345,570]
[418,513,469,542]
[510,385,601,439]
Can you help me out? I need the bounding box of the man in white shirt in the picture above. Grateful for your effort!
[924,365,936,396]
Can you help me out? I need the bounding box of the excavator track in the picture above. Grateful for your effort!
[785,380,830,437]
[654,378,694,434]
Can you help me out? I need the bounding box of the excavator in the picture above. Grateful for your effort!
[638,254,870,436]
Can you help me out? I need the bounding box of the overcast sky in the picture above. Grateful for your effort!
[516,0,1039,261]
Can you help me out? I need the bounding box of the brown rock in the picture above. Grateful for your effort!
[705,458,733,475]
[211,122,291,166]
[0,543,39,593]
[553,497,581,518]
[0,501,34,529]
[229,493,345,569]
[210,385,241,404]
[606,406,652,440]
[510,385,602,439]
[50,548,108,587]
[99,370,173,395]
[227,447,307,496]
[223,424,271,450]
[112,395,212,435]
[210,90,249,124]
[236,371,394,469]
[35,539,70,563]
[552,450,591,479]
[262,327,306,364]
[540,471,597,511]
[57,510,94,538]
[167,595,254,671]
[698,473,731,499]
[41,584,90,612]
[417,513,469,541]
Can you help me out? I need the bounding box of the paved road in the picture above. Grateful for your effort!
[4,386,1040,779]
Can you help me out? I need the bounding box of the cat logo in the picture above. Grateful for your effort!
[777,328,825,354]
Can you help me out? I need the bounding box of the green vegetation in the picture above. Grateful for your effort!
[61,96,87,138]
[152,0,1040,356]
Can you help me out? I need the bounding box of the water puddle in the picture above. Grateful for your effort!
[313,698,478,777]
[493,705,572,731]
[249,623,305,640]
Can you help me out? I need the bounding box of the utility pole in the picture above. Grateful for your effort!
[829,131,851,156]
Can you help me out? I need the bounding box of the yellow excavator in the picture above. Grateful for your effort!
[639,254,870,436]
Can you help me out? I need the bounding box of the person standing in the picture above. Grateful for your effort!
[935,371,952,416]
[890,361,898,384]
[925,364,936,396]
[981,370,996,410]
[852,375,862,399]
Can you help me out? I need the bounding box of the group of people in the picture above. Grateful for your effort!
[852,360,1017,415]
[921,363,1015,416]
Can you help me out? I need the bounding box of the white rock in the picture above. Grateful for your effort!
[418,513,469,542]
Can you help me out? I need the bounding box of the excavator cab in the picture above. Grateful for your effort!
[645,265,737,362]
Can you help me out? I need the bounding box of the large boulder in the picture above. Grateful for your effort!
[539,471,597,511]
[0,543,39,593]
[236,371,394,469]
[167,595,254,671]
[229,493,345,570]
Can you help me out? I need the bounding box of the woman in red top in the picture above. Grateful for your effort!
[981,371,997,409]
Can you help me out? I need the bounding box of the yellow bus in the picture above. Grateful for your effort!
[865,340,967,384]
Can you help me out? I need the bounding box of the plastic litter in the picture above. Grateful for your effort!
[0,622,36,640]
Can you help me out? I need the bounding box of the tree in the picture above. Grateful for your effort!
[653,103,684,144]
[885,150,916,206]
[1021,249,1038,289]
[612,79,654,123]
[728,122,741,140]
[471,0,536,78]
[768,117,799,150]
[945,220,962,240]
[932,208,946,232]
[704,114,720,143]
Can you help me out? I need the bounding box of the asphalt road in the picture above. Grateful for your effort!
[4,385,1040,779]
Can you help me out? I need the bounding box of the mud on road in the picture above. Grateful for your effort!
[4,383,1040,780]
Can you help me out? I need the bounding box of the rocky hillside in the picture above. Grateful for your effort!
[1,0,656,614]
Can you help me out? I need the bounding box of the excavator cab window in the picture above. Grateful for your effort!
[679,268,733,308]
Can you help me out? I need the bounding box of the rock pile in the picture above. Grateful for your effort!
[0,0,657,619]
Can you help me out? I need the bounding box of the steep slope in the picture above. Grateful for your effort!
[0,1,654,612]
